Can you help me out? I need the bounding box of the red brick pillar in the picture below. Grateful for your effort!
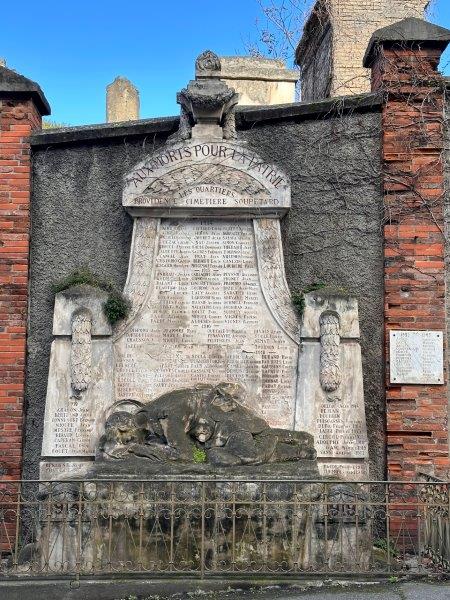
[364,18,450,481]
[0,67,49,485]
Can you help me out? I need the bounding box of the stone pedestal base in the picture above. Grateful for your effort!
[36,465,372,574]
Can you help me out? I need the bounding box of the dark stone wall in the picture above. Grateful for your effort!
[24,111,384,480]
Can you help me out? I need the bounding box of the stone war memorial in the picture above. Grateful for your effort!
[1,7,450,582]
[40,57,369,484]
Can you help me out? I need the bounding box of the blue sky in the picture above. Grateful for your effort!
[3,0,450,126]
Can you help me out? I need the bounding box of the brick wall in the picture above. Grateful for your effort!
[0,97,41,480]
[372,44,450,480]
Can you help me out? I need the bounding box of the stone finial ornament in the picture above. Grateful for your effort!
[174,51,239,141]
[195,50,221,73]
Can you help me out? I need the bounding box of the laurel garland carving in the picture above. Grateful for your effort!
[143,164,266,197]
[70,309,92,398]
[254,219,300,342]
[114,218,158,338]
[319,312,341,393]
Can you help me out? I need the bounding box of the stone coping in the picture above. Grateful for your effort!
[209,56,299,82]
[363,17,450,67]
[0,65,51,115]
[30,93,382,148]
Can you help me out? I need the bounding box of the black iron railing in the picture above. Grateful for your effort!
[0,479,449,577]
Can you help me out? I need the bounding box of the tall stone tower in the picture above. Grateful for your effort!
[295,0,429,101]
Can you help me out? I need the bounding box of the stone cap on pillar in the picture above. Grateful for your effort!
[0,65,50,115]
[363,17,450,67]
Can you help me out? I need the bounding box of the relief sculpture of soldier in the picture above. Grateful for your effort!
[97,383,316,468]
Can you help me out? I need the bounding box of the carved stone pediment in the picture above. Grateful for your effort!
[123,140,289,218]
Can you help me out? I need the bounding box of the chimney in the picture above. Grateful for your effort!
[296,0,429,101]
[106,76,140,123]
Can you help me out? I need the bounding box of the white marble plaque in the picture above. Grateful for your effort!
[115,218,298,428]
[390,330,444,385]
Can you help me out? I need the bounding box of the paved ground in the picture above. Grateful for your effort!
[1,578,450,600]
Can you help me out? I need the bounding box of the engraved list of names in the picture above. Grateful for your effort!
[115,219,298,428]
[390,330,444,385]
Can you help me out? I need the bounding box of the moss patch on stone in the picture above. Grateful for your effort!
[53,268,131,325]
[192,446,207,464]
[291,283,327,317]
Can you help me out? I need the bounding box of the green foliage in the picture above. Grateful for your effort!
[192,446,207,464]
[103,291,131,325]
[42,119,70,129]
[374,538,399,557]
[52,268,130,325]
[291,283,327,317]
[388,576,399,584]
[52,268,104,294]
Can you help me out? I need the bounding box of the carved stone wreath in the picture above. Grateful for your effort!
[195,50,221,73]
[143,164,267,197]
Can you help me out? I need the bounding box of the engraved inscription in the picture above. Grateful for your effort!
[315,400,368,459]
[390,330,444,385]
[123,142,290,215]
[125,143,287,191]
[40,461,90,480]
[115,219,298,428]
[51,404,94,455]
[41,338,114,462]
[318,461,369,480]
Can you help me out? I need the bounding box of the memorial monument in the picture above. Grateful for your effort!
[29,50,374,574]
[40,51,369,482]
